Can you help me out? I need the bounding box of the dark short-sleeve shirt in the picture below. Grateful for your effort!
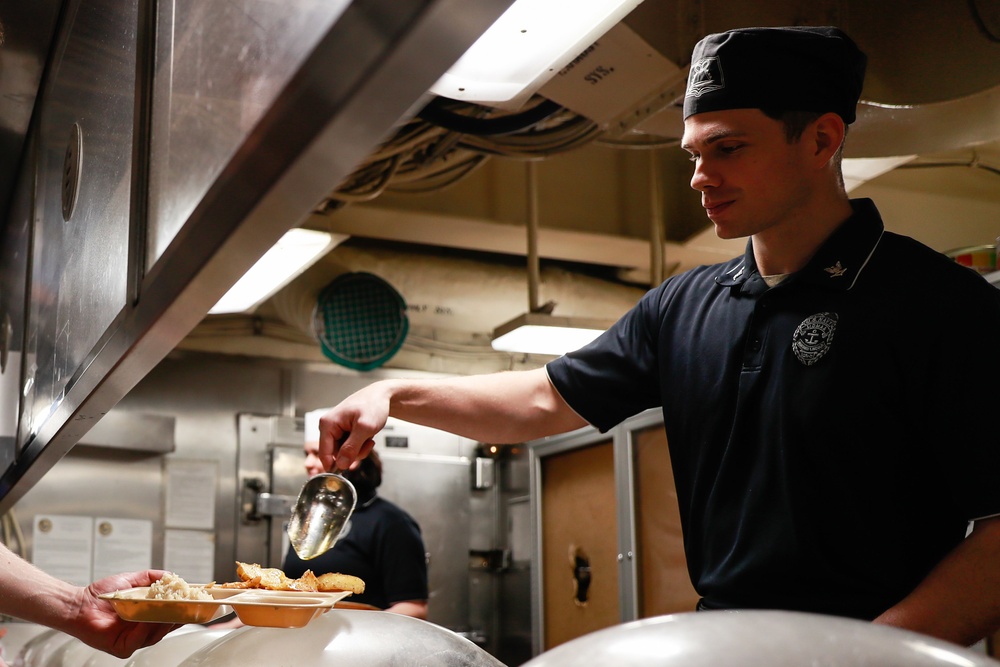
[546,198,1000,619]
[283,496,428,609]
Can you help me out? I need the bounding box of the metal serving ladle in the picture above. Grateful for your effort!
[286,471,357,560]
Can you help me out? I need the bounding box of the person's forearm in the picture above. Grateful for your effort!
[386,368,587,444]
[0,543,81,632]
[320,367,589,472]
[873,516,1000,646]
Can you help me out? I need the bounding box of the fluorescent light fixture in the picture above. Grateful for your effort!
[491,312,615,356]
[430,0,645,109]
[209,228,346,314]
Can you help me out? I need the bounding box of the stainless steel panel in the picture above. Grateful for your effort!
[234,414,304,569]
[498,455,532,667]
[267,443,307,565]
[468,467,501,654]
[22,0,137,445]
[14,448,165,568]
[614,420,639,620]
[146,0,353,265]
[0,0,63,226]
[500,501,533,666]
[75,412,175,453]
[270,444,307,499]
[0,130,35,477]
[380,452,472,632]
[474,457,496,489]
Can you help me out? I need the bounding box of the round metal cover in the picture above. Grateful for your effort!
[176,609,504,667]
[313,272,408,371]
[521,610,1000,667]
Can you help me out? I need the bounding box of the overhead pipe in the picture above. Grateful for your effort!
[648,150,665,287]
[526,160,554,313]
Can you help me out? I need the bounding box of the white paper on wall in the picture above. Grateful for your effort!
[163,529,215,583]
[92,517,153,580]
[164,459,218,529]
[31,514,94,586]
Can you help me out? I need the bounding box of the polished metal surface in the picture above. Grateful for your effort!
[380,449,474,632]
[122,354,295,579]
[286,471,357,560]
[0,0,63,227]
[521,610,1000,667]
[263,444,304,565]
[0,129,34,479]
[127,628,234,667]
[0,0,517,511]
[145,0,354,266]
[11,353,294,578]
[20,0,137,462]
[176,610,506,667]
[235,414,303,570]
[75,411,175,453]
[14,442,167,570]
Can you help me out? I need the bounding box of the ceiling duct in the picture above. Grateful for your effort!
[312,272,409,371]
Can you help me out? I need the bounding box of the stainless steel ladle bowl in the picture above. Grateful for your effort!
[286,472,357,560]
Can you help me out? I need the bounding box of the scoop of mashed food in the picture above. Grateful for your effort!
[147,572,212,601]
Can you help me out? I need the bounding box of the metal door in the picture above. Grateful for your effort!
[266,444,307,566]
[235,414,303,569]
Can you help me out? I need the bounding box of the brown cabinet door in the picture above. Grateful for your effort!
[633,425,700,617]
[541,440,619,650]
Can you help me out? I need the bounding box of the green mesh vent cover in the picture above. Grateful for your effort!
[313,272,409,371]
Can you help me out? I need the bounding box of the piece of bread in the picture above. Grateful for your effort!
[235,561,316,591]
[236,562,284,588]
[285,569,319,592]
[232,562,355,594]
[316,572,365,595]
[217,576,261,589]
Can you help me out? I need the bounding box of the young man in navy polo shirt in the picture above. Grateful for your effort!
[312,27,1000,646]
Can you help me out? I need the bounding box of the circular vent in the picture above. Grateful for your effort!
[312,272,409,371]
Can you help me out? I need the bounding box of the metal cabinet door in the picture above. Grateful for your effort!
[379,452,472,633]
[21,0,137,445]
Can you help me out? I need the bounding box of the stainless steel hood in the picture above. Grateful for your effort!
[0,0,515,510]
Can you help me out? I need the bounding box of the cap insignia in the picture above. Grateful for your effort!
[686,57,725,98]
[824,261,847,278]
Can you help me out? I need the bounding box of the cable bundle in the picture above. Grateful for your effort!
[319,96,601,207]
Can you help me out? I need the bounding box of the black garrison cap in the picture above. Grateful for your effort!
[683,26,867,124]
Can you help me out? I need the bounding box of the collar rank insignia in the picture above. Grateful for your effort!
[824,261,847,278]
[792,312,838,366]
